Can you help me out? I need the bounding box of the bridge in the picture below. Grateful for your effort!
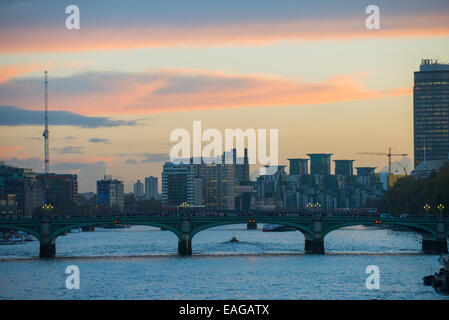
[0,214,448,258]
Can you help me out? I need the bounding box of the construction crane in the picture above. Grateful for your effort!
[43,70,49,203]
[356,147,407,174]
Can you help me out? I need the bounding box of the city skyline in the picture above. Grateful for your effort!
[1,0,449,192]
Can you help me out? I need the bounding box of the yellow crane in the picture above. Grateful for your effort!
[356,147,407,174]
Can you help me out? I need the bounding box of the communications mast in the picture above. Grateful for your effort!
[43,71,49,202]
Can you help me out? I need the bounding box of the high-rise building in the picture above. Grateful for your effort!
[144,176,158,200]
[414,59,449,168]
[307,154,332,175]
[288,158,309,175]
[200,163,235,209]
[161,162,201,206]
[36,173,78,207]
[97,176,124,213]
[334,160,354,176]
[231,148,250,184]
[133,179,144,199]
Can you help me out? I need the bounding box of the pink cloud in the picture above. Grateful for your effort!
[0,63,45,84]
[0,145,25,158]
[0,14,448,53]
[0,69,411,116]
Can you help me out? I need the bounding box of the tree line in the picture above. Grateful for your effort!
[367,164,449,217]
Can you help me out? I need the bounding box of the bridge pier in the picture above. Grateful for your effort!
[81,225,95,232]
[305,239,324,254]
[247,220,257,230]
[422,224,448,254]
[39,218,55,258]
[39,243,55,258]
[178,215,192,256]
[178,238,192,256]
[305,218,325,254]
[422,239,448,254]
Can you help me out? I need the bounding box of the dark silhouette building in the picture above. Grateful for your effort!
[36,173,78,207]
[1,163,44,217]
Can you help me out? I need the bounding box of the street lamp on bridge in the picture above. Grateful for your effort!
[424,204,431,216]
[42,204,53,218]
[437,204,445,218]
[180,202,189,208]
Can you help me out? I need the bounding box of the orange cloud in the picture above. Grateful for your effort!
[0,14,448,53]
[0,63,44,83]
[0,69,412,116]
[0,145,24,158]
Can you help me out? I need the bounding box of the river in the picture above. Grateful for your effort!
[0,225,447,299]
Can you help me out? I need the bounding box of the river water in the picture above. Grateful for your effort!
[0,225,447,299]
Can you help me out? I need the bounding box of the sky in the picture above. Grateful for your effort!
[1,0,449,192]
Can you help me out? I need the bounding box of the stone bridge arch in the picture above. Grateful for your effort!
[50,221,182,245]
[322,219,446,254]
[184,219,314,255]
[0,223,41,242]
[38,219,183,258]
[190,220,313,241]
[322,220,437,239]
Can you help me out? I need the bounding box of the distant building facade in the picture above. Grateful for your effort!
[161,162,201,207]
[414,59,449,168]
[133,179,144,200]
[0,163,43,217]
[334,160,354,176]
[200,163,235,209]
[97,176,124,212]
[308,154,332,175]
[0,194,17,217]
[411,159,449,178]
[288,158,309,175]
[144,176,158,200]
[36,173,78,207]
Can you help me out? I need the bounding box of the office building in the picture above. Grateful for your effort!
[356,167,376,176]
[97,176,124,213]
[334,160,354,176]
[414,59,449,167]
[0,194,18,217]
[307,154,333,175]
[231,148,250,184]
[0,163,44,217]
[200,163,235,209]
[144,176,158,200]
[133,179,144,199]
[161,162,201,207]
[36,173,78,207]
[288,158,309,175]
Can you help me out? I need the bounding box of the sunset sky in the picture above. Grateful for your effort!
[1,0,449,192]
